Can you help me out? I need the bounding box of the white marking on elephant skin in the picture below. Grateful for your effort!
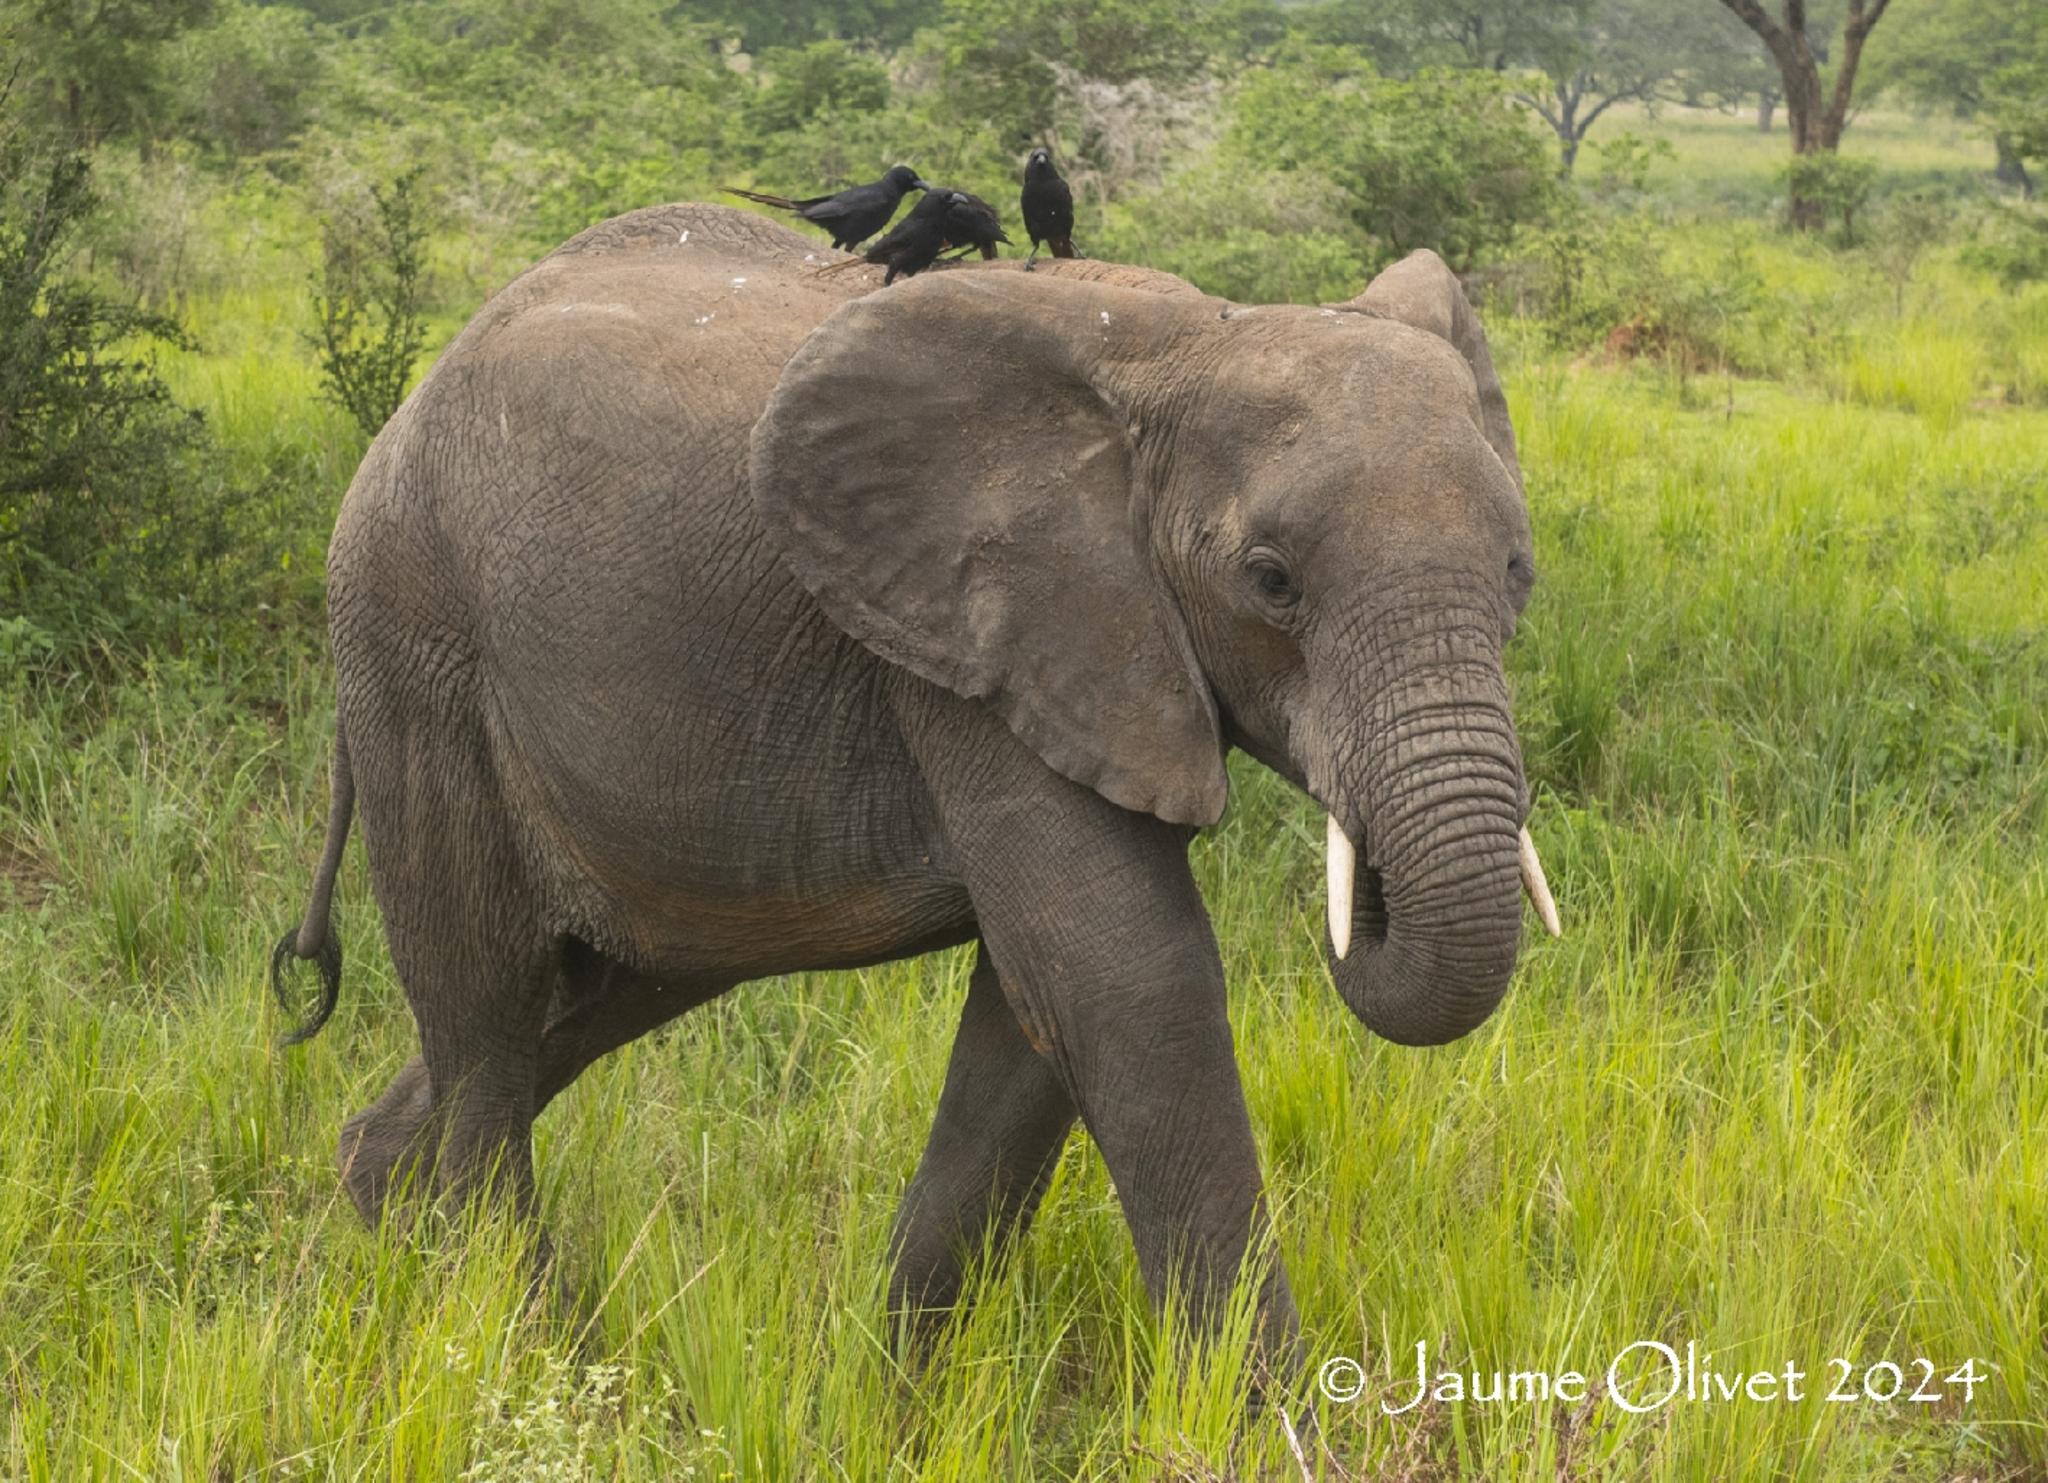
[678,228,690,243]
[731,276,748,289]
[1099,310,1111,326]
[694,313,716,326]
[1073,433,1118,467]
[556,302,637,317]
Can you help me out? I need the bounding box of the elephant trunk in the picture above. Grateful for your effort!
[1320,640,1533,1047]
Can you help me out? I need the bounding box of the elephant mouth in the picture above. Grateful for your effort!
[1353,858,1389,954]
[1323,814,1558,961]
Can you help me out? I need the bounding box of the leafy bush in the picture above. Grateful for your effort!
[1094,159,1370,302]
[743,40,893,137]
[1961,199,2048,291]
[926,0,1225,147]
[1226,47,1559,273]
[308,167,431,439]
[0,137,280,666]
[1582,130,1675,207]
[169,0,325,157]
[1779,153,1878,242]
[1499,205,1766,374]
[1868,191,1949,314]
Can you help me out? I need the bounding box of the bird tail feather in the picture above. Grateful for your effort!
[1051,239,1078,259]
[721,186,800,211]
[811,256,872,279]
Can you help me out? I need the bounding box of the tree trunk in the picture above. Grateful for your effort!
[1719,0,1893,231]
[1757,92,1775,132]
[1787,182,1824,232]
[1994,135,2036,198]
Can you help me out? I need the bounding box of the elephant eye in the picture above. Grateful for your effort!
[1248,553,1299,610]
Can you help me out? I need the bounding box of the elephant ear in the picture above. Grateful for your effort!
[1339,250,1523,494]
[750,271,1228,828]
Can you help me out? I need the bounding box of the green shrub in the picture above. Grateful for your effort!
[168,0,325,157]
[0,138,278,668]
[1500,205,1766,374]
[1868,191,1950,315]
[1961,199,2048,291]
[1779,153,1877,242]
[743,41,893,137]
[1583,130,1676,207]
[1225,47,1559,273]
[1093,160,1370,302]
[925,0,1223,147]
[308,167,431,439]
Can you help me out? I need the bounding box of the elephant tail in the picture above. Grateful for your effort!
[270,719,354,1046]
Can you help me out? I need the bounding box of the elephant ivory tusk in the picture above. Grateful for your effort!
[1519,826,1561,938]
[1327,814,1355,961]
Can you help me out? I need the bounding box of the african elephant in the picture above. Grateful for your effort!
[272,202,1554,1368]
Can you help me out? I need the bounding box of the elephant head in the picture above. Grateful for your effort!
[750,252,1554,1048]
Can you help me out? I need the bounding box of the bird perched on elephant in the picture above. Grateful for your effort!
[721,164,928,250]
[1020,146,1077,265]
[273,203,1559,1374]
[934,188,1009,260]
[819,186,1010,284]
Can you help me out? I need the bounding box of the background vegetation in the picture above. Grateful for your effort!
[0,1,2043,1477]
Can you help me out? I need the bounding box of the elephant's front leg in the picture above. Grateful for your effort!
[904,702,1303,1373]
[889,945,1076,1338]
[1036,914,1301,1373]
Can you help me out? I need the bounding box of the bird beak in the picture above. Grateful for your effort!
[913,179,934,191]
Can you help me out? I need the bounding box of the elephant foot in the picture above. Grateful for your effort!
[337,1055,436,1226]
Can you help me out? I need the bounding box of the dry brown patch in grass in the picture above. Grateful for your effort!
[0,833,54,910]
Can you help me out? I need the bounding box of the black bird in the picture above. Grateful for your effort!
[819,188,1010,285]
[720,164,929,250]
[936,189,1010,261]
[1020,147,1077,267]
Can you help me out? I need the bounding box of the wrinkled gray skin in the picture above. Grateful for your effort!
[281,203,1535,1370]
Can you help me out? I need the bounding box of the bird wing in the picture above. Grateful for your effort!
[801,183,889,223]
[944,194,1010,247]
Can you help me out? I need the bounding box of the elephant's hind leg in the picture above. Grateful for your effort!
[338,927,559,1228]
[888,944,1076,1342]
[339,948,732,1224]
[338,723,559,1229]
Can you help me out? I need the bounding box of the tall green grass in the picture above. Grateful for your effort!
[3,126,2045,1477]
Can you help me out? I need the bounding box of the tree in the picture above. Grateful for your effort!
[1715,0,1894,228]
[928,0,1224,147]
[742,40,892,137]
[169,0,326,157]
[1392,0,1567,71]
[4,0,216,149]
[1510,0,1672,173]
[1658,0,1827,131]
[1868,0,2048,194]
